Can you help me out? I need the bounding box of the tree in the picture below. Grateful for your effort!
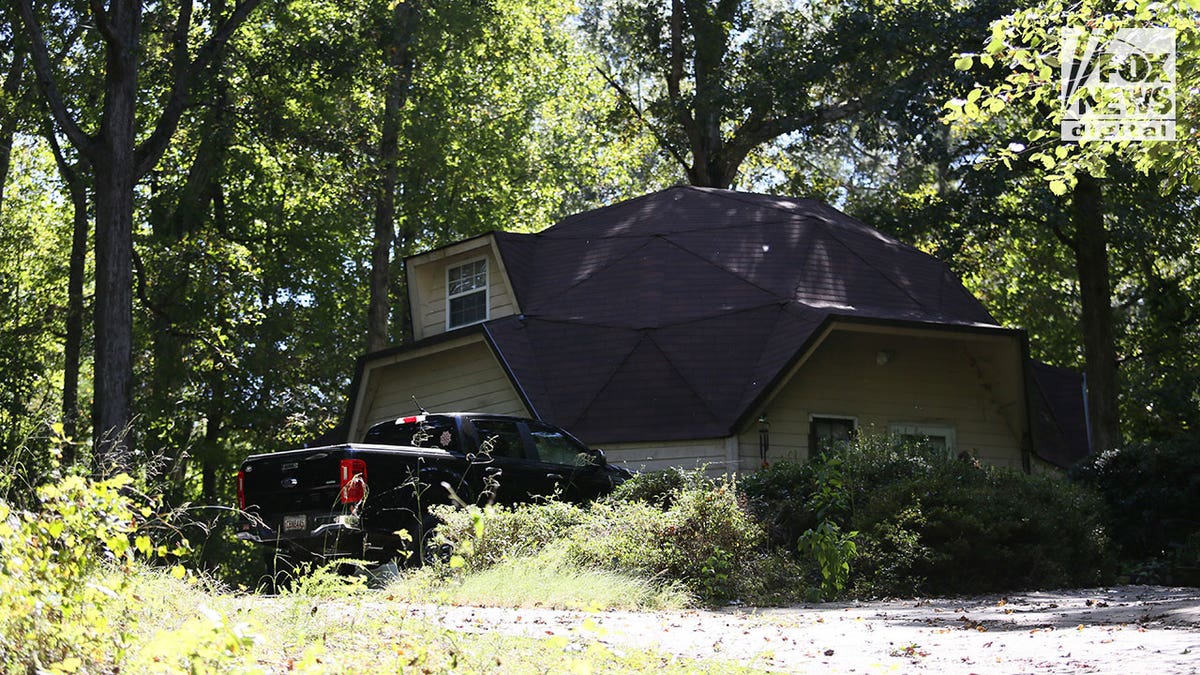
[944,0,1199,453]
[17,0,263,468]
[582,0,1019,189]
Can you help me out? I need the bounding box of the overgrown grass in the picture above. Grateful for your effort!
[388,543,692,610]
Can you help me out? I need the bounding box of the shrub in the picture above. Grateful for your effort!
[430,499,587,572]
[743,438,1115,597]
[568,474,767,603]
[0,474,142,672]
[1072,435,1200,582]
[608,466,716,507]
[431,471,779,604]
[849,461,1113,595]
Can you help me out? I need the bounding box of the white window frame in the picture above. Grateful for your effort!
[446,257,490,330]
[889,422,956,453]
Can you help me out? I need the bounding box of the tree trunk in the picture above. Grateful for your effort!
[92,156,136,469]
[0,49,25,213]
[88,0,140,470]
[62,183,88,460]
[367,1,417,353]
[21,0,262,471]
[45,128,90,461]
[1072,174,1121,454]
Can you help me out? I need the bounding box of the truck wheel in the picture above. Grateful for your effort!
[413,515,454,567]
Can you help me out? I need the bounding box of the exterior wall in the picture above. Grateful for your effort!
[737,328,1028,470]
[406,236,518,341]
[601,438,734,476]
[349,335,529,441]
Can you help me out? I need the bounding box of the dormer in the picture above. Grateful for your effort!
[404,233,521,341]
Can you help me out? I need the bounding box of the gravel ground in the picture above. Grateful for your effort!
[397,586,1200,673]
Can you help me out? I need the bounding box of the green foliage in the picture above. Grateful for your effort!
[798,521,858,600]
[1072,435,1200,582]
[607,465,715,507]
[128,607,264,675]
[575,474,766,603]
[745,438,1115,598]
[944,0,1199,191]
[794,454,858,599]
[0,474,139,672]
[431,471,780,604]
[389,542,693,610]
[430,500,587,573]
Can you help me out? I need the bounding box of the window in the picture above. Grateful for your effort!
[447,259,488,329]
[364,415,459,452]
[527,422,592,466]
[470,419,525,459]
[809,415,856,455]
[890,423,956,453]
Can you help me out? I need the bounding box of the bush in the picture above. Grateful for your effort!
[431,471,783,604]
[744,438,1115,597]
[430,499,587,572]
[850,461,1113,595]
[1072,435,1200,582]
[570,475,767,603]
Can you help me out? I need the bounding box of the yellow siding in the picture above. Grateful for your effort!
[408,239,517,340]
[737,329,1027,471]
[351,338,529,440]
[601,438,732,476]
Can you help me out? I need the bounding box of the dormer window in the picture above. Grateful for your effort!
[447,258,489,329]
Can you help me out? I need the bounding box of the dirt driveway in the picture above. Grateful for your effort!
[400,586,1200,673]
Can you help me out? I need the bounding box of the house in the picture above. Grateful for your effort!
[339,187,1090,473]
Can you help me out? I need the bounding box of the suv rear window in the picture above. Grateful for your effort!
[363,415,459,452]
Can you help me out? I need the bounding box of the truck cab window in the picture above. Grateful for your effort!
[470,419,525,459]
[528,422,590,466]
[364,415,459,452]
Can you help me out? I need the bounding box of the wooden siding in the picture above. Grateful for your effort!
[351,337,529,440]
[602,438,732,476]
[737,328,1028,470]
[406,237,518,341]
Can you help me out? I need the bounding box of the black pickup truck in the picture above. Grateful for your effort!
[237,412,631,566]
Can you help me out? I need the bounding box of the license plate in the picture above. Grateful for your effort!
[283,514,307,532]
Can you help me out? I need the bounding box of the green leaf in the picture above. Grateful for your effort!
[1049,179,1069,196]
[954,56,974,71]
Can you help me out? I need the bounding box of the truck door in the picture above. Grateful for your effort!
[466,417,542,504]
[523,421,613,502]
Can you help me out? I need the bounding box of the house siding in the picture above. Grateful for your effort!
[737,329,1027,470]
[351,337,529,441]
[601,438,732,475]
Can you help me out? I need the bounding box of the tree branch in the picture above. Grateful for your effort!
[135,0,264,177]
[594,64,691,172]
[16,0,95,156]
[88,0,119,44]
[668,0,699,167]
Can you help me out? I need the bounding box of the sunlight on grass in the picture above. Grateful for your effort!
[387,546,693,611]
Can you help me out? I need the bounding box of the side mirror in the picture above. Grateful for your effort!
[592,448,608,466]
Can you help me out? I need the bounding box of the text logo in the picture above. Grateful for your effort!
[1060,28,1175,141]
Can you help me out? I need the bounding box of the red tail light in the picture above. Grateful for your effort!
[339,459,368,504]
[237,470,246,509]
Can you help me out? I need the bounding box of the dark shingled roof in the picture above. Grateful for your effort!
[481,186,1004,444]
